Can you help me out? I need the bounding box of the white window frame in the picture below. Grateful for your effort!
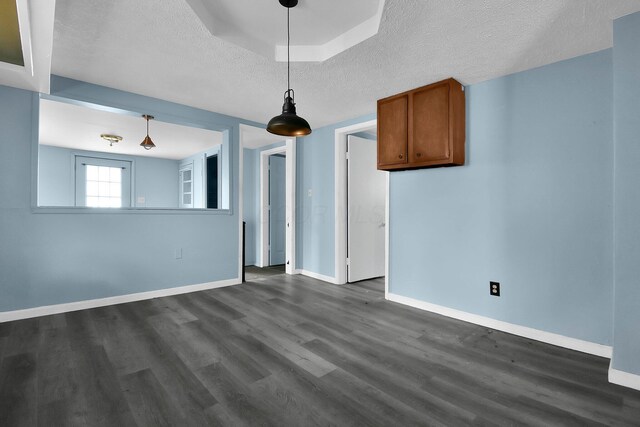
[75,156,132,208]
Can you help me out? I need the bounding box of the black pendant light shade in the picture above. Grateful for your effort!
[267,0,312,137]
[267,90,311,136]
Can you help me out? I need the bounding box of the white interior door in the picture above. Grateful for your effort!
[347,135,386,282]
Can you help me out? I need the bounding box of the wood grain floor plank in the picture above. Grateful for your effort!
[191,290,252,321]
[184,319,271,385]
[113,304,219,419]
[415,333,634,424]
[317,367,443,427]
[0,353,37,427]
[89,305,151,376]
[146,297,199,325]
[146,315,221,370]
[119,368,186,427]
[0,321,11,337]
[0,274,638,425]
[215,290,319,343]
[65,311,138,427]
[3,318,40,358]
[36,327,75,406]
[195,362,280,427]
[37,398,84,427]
[236,316,337,378]
[303,337,479,425]
[249,367,365,427]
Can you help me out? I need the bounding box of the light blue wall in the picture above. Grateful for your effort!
[295,114,375,277]
[0,76,263,312]
[39,145,180,208]
[612,12,640,376]
[38,145,75,206]
[389,50,614,345]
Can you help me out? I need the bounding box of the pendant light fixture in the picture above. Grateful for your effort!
[266,0,312,137]
[140,114,156,150]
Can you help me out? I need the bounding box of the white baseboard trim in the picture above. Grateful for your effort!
[0,278,241,323]
[296,269,340,284]
[386,293,612,358]
[609,368,640,391]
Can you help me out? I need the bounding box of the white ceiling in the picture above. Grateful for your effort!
[50,0,640,129]
[39,99,222,160]
[185,0,385,62]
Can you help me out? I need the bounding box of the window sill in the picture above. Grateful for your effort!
[32,206,233,215]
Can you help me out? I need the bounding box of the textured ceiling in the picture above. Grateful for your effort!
[51,0,640,129]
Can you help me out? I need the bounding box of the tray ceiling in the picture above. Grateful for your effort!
[185,0,385,62]
[50,0,640,128]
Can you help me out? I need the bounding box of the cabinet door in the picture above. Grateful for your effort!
[377,94,408,168]
[410,82,450,164]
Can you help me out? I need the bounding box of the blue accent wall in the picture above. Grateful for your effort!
[0,76,262,312]
[39,145,180,208]
[612,12,640,376]
[295,114,375,277]
[38,145,75,206]
[388,50,614,345]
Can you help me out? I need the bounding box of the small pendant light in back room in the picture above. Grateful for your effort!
[140,114,156,150]
[266,0,312,136]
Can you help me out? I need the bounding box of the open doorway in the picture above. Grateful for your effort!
[334,120,388,291]
[259,144,294,272]
[347,134,386,282]
[268,153,286,266]
[239,124,296,281]
[206,154,218,209]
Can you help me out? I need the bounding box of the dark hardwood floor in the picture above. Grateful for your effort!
[244,265,286,282]
[1,274,639,426]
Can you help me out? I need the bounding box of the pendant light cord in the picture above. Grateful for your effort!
[287,7,291,93]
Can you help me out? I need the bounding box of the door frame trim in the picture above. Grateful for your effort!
[239,124,296,275]
[259,146,291,269]
[334,119,389,295]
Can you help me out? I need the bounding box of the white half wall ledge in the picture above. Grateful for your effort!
[0,278,241,323]
[386,293,613,359]
[609,368,640,392]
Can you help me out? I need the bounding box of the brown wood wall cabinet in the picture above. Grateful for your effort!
[377,78,465,171]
